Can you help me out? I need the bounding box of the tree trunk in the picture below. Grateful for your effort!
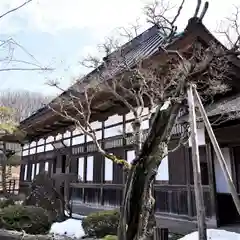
[118,101,184,240]
[118,61,190,240]
[2,143,8,197]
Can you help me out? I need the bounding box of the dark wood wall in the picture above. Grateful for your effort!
[19,116,216,223]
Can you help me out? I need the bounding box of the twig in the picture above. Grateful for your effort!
[0,0,33,20]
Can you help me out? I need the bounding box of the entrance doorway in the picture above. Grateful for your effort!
[215,147,240,225]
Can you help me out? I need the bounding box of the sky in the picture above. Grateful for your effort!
[0,0,239,96]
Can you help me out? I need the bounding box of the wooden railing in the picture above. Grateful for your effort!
[0,178,19,195]
[154,185,212,218]
[69,183,213,220]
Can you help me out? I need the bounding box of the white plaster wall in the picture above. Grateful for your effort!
[45,162,49,172]
[37,145,44,153]
[126,107,149,120]
[22,150,29,156]
[36,163,40,175]
[46,136,54,143]
[24,165,28,180]
[72,128,82,136]
[63,130,71,138]
[72,135,84,145]
[55,133,62,140]
[188,123,205,147]
[105,114,123,126]
[78,157,84,181]
[104,125,123,138]
[90,121,102,129]
[156,155,169,181]
[45,144,54,151]
[29,148,36,155]
[104,157,113,181]
[214,147,232,193]
[127,149,169,181]
[31,164,35,180]
[127,150,135,164]
[37,138,45,145]
[86,130,102,142]
[86,156,93,181]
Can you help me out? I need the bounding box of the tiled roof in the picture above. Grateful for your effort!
[178,94,240,123]
[205,94,240,116]
[68,25,170,91]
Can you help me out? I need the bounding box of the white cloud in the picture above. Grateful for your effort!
[0,0,147,37]
[0,0,239,41]
[0,0,239,94]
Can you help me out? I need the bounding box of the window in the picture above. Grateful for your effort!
[63,131,71,138]
[105,114,123,126]
[127,150,135,164]
[29,148,36,155]
[46,136,54,143]
[78,157,84,181]
[104,157,113,181]
[90,121,102,130]
[72,135,84,145]
[72,128,82,136]
[37,145,44,153]
[45,144,54,151]
[23,144,29,150]
[55,133,62,140]
[86,156,93,181]
[86,130,102,142]
[37,138,45,145]
[31,164,35,180]
[22,150,29,156]
[45,162,49,172]
[104,125,123,138]
[24,164,28,181]
[30,141,36,148]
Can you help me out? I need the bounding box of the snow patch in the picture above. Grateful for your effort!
[50,218,84,239]
[179,229,240,240]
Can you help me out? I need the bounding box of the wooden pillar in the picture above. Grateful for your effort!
[185,147,193,217]
[153,228,169,240]
[230,147,238,193]
[100,121,105,206]
[206,143,218,225]
[83,134,87,203]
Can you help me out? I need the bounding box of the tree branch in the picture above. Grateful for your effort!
[0,0,33,20]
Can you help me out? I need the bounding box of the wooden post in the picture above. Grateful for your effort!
[153,228,169,240]
[193,86,240,215]
[187,85,207,240]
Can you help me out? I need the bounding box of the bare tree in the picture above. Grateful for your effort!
[0,0,53,196]
[48,0,240,239]
[0,90,53,122]
[0,0,53,72]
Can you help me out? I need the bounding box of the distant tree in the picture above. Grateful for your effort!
[0,90,53,122]
[0,0,53,196]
